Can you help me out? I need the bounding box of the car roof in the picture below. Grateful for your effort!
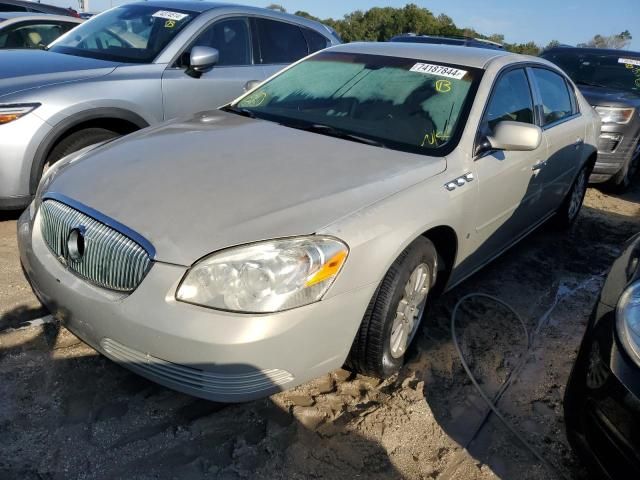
[125,1,339,39]
[0,11,77,20]
[135,1,236,14]
[329,42,512,69]
[543,46,640,58]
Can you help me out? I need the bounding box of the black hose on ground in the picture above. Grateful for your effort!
[450,293,569,480]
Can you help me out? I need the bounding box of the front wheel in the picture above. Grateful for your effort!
[43,127,120,177]
[553,164,589,228]
[346,237,438,378]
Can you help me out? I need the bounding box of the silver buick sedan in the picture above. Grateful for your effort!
[18,42,600,402]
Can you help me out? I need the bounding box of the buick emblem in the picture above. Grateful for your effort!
[67,226,86,262]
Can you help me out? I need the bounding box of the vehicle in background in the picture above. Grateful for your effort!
[0,13,81,49]
[390,33,504,50]
[0,1,340,210]
[78,12,95,20]
[541,47,640,191]
[564,232,640,479]
[0,0,79,17]
[19,42,598,402]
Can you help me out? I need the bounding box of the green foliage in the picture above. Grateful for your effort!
[577,30,633,49]
[279,3,632,55]
[266,4,286,13]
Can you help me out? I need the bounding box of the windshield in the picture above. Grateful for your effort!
[542,51,640,95]
[49,4,197,63]
[233,51,481,156]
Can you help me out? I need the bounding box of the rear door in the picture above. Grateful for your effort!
[161,16,264,119]
[528,67,584,214]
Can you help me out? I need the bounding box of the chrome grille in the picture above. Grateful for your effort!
[101,338,294,397]
[40,199,152,292]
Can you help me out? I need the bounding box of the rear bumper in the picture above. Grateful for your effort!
[18,208,375,402]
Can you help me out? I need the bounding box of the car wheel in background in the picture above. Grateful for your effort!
[553,164,589,228]
[43,128,120,176]
[347,237,437,378]
[609,142,640,193]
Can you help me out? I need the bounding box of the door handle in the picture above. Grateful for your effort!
[532,160,547,171]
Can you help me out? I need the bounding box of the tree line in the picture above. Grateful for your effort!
[267,3,633,54]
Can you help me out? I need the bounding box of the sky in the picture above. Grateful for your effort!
[46,0,640,50]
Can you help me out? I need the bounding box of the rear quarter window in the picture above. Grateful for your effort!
[301,27,329,53]
[255,18,308,64]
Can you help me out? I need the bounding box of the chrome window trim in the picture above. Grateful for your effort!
[42,191,156,259]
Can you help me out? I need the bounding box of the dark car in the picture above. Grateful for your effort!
[541,47,640,191]
[390,34,504,50]
[564,233,640,479]
[0,0,79,17]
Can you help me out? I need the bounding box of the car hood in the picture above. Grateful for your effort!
[45,111,447,266]
[577,84,640,108]
[0,49,118,98]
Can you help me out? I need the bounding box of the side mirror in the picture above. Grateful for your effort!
[186,46,219,78]
[484,121,542,153]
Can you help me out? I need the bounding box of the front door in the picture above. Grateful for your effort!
[466,67,548,273]
[161,17,264,120]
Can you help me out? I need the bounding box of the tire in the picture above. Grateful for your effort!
[44,127,120,175]
[553,164,589,229]
[346,237,438,378]
[609,143,640,193]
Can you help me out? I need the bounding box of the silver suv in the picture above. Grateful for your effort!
[0,1,340,209]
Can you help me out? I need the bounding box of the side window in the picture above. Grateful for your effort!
[0,5,28,11]
[0,23,70,49]
[530,68,574,126]
[482,68,534,134]
[255,18,308,64]
[302,27,329,54]
[192,17,251,66]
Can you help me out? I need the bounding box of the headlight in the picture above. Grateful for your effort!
[0,104,40,125]
[594,106,635,125]
[176,236,349,313]
[616,281,640,365]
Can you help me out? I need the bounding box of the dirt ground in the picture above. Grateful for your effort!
[1,183,639,480]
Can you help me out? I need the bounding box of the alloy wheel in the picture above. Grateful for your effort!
[568,169,587,221]
[389,263,431,358]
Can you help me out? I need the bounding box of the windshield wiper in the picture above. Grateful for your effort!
[221,105,256,119]
[292,123,387,148]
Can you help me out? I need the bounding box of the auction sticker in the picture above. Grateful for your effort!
[152,10,189,21]
[619,57,640,67]
[410,63,467,79]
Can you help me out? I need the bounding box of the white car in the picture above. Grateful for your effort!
[19,42,600,402]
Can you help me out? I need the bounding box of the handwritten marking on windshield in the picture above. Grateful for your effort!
[435,79,452,93]
[421,131,450,147]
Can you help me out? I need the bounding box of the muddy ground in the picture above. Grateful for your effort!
[1,183,639,480]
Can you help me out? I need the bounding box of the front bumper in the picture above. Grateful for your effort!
[589,126,639,183]
[564,310,640,478]
[18,208,376,402]
[0,113,52,209]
